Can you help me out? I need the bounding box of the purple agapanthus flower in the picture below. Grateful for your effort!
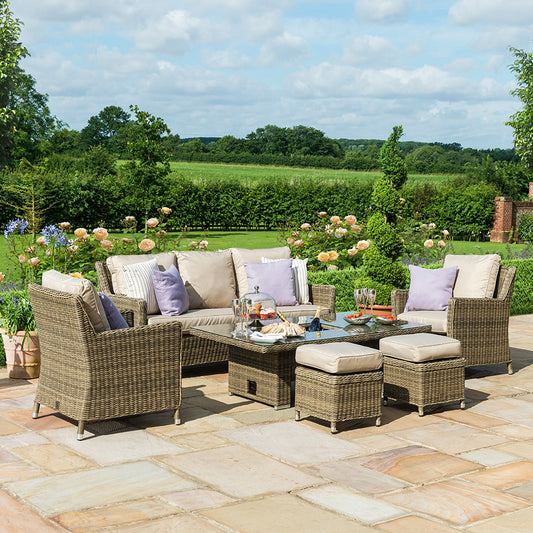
[4,219,29,239]
[41,225,68,248]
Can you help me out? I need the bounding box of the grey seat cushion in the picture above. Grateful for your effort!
[296,342,383,374]
[380,333,461,363]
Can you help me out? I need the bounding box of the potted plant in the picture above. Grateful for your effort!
[361,126,409,312]
[0,287,40,378]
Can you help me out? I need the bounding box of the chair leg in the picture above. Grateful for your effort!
[32,401,40,419]
[375,416,381,426]
[507,362,513,375]
[174,407,181,425]
[77,420,85,441]
[330,422,337,434]
[418,406,424,416]
[295,410,301,421]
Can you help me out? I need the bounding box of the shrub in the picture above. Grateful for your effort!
[518,213,533,243]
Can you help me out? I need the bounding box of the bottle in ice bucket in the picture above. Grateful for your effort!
[308,306,322,332]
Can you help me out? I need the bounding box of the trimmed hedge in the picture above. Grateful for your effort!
[309,259,533,316]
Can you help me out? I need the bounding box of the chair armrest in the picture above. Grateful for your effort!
[391,289,409,316]
[104,294,147,327]
[309,284,336,313]
[447,296,510,332]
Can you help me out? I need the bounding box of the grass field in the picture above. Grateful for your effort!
[1,231,530,276]
[164,161,456,185]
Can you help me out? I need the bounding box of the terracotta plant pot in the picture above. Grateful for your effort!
[1,329,40,379]
[372,304,393,317]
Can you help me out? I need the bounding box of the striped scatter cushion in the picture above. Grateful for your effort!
[122,258,159,314]
[261,257,310,304]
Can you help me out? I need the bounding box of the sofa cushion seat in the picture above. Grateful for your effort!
[397,310,447,334]
[147,304,328,334]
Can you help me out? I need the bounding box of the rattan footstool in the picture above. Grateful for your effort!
[294,342,383,433]
[379,333,465,416]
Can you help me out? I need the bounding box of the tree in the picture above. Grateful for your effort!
[80,105,131,154]
[506,46,533,173]
[122,105,170,233]
[0,1,61,166]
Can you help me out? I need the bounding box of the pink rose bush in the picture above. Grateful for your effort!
[281,211,370,271]
[402,221,450,265]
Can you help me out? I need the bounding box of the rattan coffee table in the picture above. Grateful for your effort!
[190,312,431,409]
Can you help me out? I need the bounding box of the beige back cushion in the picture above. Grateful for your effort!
[106,252,176,295]
[230,246,291,297]
[176,250,236,309]
[443,254,501,298]
[42,270,110,333]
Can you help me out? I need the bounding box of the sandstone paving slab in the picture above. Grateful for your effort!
[159,444,322,498]
[434,408,509,429]
[297,483,406,525]
[201,493,375,533]
[160,488,236,510]
[382,479,529,526]
[490,424,533,440]
[0,430,49,448]
[51,498,180,531]
[351,445,481,484]
[462,461,533,489]
[0,448,20,464]
[376,514,459,532]
[494,440,533,460]
[12,443,96,473]
[465,378,527,399]
[507,481,533,502]
[184,391,269,414]
[308,460,409,494]
[0,392,36,409]
[3,408,73,431]
[0,489,62,532]
[182,375,230,398]
[226,405,297,425]
[465,506,533,533]
[469,397,533,427]
[458,447,521,467]
[41,424,189,465]
[349,434,410,453]
[107,514,225,532]
[169,432,231,451]
[0,461,42,482]
[6,460,198,515]
[390,421,509,454]
[0,416,25,436]
[218,421,368,465]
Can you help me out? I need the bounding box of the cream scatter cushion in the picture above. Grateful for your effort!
[261,257,310,304]
[230,246,291,297]
[42,270,110,333]
[176,250,236,309]
[122,259,160,315]
[443,254,501,298]
[106,252,176,295]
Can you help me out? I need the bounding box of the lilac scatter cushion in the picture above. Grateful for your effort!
[404,265,458,312]
[244,259,298,306]
[152,264,189,316]
[97,292,129,330]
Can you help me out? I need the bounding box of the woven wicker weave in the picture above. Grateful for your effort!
[383,355,465,416]
[295,366,383,432]
[28,284,182,440]
[95,260,336,367]
[391,265,516,373]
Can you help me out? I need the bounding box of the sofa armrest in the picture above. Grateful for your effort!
[309,284,336,313]
[391,289,409,316]
[105,294,148,327]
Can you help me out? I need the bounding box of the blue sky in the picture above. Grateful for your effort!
[10,0,533,148]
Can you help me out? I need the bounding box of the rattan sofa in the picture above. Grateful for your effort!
[29,283,182,440]
[95,247,336,367]
[392,264,516,373]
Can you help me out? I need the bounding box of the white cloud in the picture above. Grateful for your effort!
[202,49,252,69]
[343,35,397,66]
[355,0,411,23]
[259,32,309,66]
[450,0,533,25]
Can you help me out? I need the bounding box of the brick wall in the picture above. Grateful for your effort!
[490,183,533,242]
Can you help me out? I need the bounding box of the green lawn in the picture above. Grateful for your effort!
[130,161,456,185]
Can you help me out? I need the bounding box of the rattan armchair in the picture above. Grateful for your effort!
[391,265,516,373]
[28,283,182,440]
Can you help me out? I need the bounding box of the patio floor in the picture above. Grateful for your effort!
[0,316,532,532]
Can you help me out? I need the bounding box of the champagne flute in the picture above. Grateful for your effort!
[367,289,376,317]
[361,288,369,315]
[354,289,363,313]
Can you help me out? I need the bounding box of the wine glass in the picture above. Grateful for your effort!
[354,289,363,313]
[367,289,376,317]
